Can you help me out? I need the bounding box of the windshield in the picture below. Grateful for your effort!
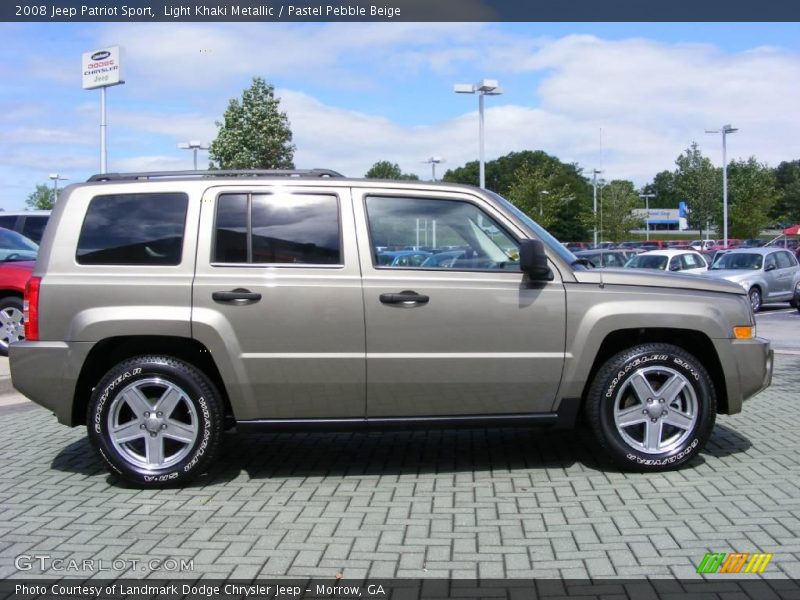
[0,228,38,262]
[625,254,668,270]
[710,252,763,270]
[487,191,580,267]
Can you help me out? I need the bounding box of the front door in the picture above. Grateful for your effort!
[353,189,567,417]
[192,185,365,420]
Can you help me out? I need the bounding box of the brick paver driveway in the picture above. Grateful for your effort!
[1,357,798,580]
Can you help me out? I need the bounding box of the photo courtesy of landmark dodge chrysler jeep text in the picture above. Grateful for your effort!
[10,170,773,486]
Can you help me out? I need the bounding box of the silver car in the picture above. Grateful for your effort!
[704,247,800,312]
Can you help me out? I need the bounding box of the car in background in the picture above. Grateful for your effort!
[563,242,588,251]
[741,238,766,248]
[0,228,37,355]
[420,250,466,268]
[690,240,717,251]
[376,250,431,267]
[704,247,800,312]
[624,249,709,274]
[0,210,50,244]
[573,249,628,268]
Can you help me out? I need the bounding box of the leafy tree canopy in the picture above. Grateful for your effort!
[26,184,54,210]
[209,77,295,170]
[365,160,419,180]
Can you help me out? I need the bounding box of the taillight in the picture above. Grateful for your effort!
[23,276,41,341]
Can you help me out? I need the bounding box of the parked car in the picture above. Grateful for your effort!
[564,241,588,251]
[420,250,466,268]
[690,240,717,251]
[624,249,709,274]
[10,170,772,485]
[0,228,38,355]
[741,238,766,248]
[704,248,800,312]
[376,250,431,267]
[573,249,628,268]
[0,210,51,244]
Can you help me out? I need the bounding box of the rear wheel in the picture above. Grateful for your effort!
[585,343,716,471]
[87,356,223,486]
[0,296,24,357]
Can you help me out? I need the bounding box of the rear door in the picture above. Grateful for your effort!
[353,188,567,417]
[191,185,365,421]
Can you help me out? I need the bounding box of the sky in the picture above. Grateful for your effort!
[1,21,799,210]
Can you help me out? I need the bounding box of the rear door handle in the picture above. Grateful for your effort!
[379,290,430,305]
[212,288,262,303]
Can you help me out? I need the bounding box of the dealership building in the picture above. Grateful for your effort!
[632,202,689,232]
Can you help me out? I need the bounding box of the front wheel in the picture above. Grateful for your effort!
[585,343,716,471]
[749,287,762,313]
[87,356,223,487]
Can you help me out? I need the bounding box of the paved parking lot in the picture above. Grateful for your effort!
[1,351,799,581]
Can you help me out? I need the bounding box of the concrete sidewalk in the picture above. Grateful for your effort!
[0,356,27,407]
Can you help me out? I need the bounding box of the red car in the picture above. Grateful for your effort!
[0,228,37,356]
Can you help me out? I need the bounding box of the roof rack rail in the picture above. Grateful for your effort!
[87,169,344,182]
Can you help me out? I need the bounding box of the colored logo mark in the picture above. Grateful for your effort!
[696,552,773,574]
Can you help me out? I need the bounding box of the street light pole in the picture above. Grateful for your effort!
[48,174,68,204]
[706,124,738,247]
[177,140,210,170]
[454,80,503,189]
[422,156,444,181]
[639,193,655,241]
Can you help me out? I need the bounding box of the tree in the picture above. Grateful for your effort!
[724,158,777,239]
[771,160,800,226]
[598,180,643,242]
[365,161,419,180]
[642,170,678,209]
[26,184,54,210]
[209,77,295,169]
[673,143,720,240]
[443,150,593,240]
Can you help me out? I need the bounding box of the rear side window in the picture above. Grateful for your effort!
[776,251,796,269]
[21,216,48,244]
[0,216,18,231]
[213,193,341,265]
[77,193,188,265]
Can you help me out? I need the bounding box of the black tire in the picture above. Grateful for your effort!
[87,356,223,487]
[0,296,24,357]
[585,343,716,472]
[748,287,762,313]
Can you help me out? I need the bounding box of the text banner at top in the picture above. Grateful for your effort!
[4,0,800,22]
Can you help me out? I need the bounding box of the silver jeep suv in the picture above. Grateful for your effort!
[11,170,773,486]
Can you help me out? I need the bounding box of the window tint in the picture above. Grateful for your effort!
[213,193,340,265]
[776,251,796,269]
[365,196,520,271]
[21,216,48,244]
[0,216,18,231]
[77,193,188,265]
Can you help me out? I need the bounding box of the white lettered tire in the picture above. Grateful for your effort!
[585,343,716,471]
[87,356,222,486]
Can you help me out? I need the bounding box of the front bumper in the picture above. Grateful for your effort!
[9,341,94,426]
[713,336,773,414]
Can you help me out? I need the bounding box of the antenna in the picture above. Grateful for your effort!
[598,127,605,288]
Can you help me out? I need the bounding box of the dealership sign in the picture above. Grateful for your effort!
[81,46,124,90]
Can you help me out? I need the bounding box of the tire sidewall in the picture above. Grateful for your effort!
[749,287,761,312]
[88,357,219,486]
[593,346,715,470]
[0,296,24,356]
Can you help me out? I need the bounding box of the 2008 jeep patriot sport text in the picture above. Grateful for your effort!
[10,170,773,486]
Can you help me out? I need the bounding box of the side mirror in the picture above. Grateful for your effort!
[765,263,776,272]
[519,239,552,280]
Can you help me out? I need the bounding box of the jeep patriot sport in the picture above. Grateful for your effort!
[10,170,773,486]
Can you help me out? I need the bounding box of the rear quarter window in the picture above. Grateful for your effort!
[76,193,188,265]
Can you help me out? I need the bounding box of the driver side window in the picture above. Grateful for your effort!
[365,196,520,271]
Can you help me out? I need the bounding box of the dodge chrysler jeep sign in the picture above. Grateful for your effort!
[81,45,124,89]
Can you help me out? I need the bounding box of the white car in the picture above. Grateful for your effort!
[690,239,717,251]
[624,249,709,274]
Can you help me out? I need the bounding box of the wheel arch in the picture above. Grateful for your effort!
[72,335,233,427]
[580,328,729,414]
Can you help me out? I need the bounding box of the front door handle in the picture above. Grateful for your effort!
[379,290,430,305]
[212,288,262,303]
